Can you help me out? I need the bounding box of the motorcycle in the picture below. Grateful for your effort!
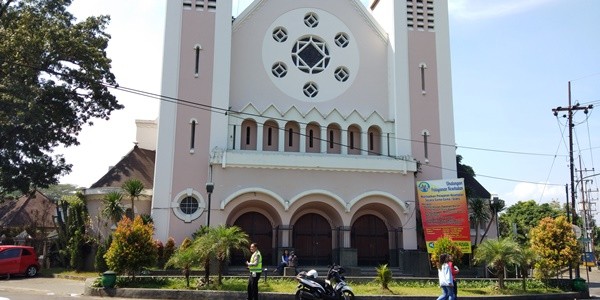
[294,264,354,300]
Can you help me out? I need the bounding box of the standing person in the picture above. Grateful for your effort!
[448,255,459,299]
[246,242,262,300]
[274,249,290,275]
[436,253,455,300]
[288,251,298,275]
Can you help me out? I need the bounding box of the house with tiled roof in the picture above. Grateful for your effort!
[0,190,56,244]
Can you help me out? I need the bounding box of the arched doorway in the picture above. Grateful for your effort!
[232,212,273,265]
[293,213,332,265]
[351,214,389,266]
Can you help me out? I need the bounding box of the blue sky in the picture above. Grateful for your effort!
[60,0,600,217]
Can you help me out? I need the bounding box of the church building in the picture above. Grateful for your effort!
[151,0,456,269]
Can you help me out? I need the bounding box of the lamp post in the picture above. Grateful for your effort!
[206,182,214,227]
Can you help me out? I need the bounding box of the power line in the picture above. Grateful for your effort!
[3,59,573,187]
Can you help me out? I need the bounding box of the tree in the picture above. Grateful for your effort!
[121,179,144,219]
[499,200,564,246]
[430,236,463,268]
[56,193,92,271]
[38,183,80,201]
[209,225,249,285]
[101,191,124,226]
[529,216,580,281]
[473,238,521,289]
[516,247,537,291]
[0,0,122,195]
[105,216,157,279]
[480,198,506,243]
[469,197,490,247]
[165,237,197,288]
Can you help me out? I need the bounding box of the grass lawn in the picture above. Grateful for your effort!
[44,268,568,296]
[95,276,565,296]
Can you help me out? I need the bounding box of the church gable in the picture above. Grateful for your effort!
[229,0,390,117]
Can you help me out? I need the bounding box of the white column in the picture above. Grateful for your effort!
[320,127,328,153]
[341,128,348,155]
[257,124,264,151]
[361,131,368,155]
[279,122,286,152]
[299,124,306,153]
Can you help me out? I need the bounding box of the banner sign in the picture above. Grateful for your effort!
[417,179,471,253]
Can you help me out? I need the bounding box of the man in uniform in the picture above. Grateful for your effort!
[246,242,262,300]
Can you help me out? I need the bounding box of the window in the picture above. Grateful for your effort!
[329,130,334,148]
[288,129,293,147]
[246,126,251,145]
[309,130,314,148]
[268,127,273,146]
[419,63,427,93]
[180,196,199,214]
[190,120,197,151]
[368,126,382,155]
[194,45,202,77]
[241,120,257,150]
[349,132,354,149]
[172,188,205,223]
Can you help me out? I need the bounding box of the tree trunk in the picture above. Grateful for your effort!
[480,214,496,244]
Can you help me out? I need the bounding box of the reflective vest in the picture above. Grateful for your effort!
[249,250,262,273]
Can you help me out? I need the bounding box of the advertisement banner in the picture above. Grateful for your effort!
[417,179,471,253]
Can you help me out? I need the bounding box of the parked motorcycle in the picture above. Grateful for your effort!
[294,264,354,300]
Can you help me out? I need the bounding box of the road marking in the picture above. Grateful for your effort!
[0,297,10,300]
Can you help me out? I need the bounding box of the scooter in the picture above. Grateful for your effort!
[294,264,354,300]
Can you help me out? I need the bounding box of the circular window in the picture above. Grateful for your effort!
[272,62,288,78]
[180,196,199,214]
[334,32,349,48]
[263,8,359,102]
[334,66,350,82]
[272,26,288,43]
[303,82,319,98]
[291,36,330,74]
[171,188,205,223]
[304,12,319,28]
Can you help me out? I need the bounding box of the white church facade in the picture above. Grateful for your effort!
[140,0,456,270]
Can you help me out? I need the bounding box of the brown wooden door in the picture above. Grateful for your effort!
[293,213,332,265]
[232,212,273,266]
[351,215,389,266]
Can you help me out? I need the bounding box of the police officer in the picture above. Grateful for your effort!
[246,242,262,300]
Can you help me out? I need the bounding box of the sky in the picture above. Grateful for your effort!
[59,0,600,218]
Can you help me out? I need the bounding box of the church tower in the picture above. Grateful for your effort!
[153,0,232,241]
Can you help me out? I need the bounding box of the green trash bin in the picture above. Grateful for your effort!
[101,271,117,288]
[573,277,587,292]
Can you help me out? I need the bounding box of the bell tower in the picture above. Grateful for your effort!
[153,0,232,242]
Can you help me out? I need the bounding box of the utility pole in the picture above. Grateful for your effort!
[552,81,593,279]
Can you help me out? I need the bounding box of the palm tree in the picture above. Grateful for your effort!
[165,238,197,287]
[102,191,124,226]
[516,247,537,291]
[480,198,506,243]
[473,238,521,289]
[208,225,249,285]
[122,179,144,219]
[469,197,491,247]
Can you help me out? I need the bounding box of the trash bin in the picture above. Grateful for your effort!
[573,277,587,292]
[101,271,117,288]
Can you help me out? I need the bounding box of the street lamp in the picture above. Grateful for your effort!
[206,182,214,227]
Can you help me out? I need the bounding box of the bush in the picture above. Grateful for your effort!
[105,216,157,278]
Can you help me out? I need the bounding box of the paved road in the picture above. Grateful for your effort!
[0,276,141,300]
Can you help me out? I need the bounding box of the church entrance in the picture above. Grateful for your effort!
[232,212,273,265]
[351,214,389,266]
[293,213,332,265]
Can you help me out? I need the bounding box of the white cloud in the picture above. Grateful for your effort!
[501,182,565,206]
[448,0,558,20]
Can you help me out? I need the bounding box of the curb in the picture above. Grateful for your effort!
[83,279,585,300]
